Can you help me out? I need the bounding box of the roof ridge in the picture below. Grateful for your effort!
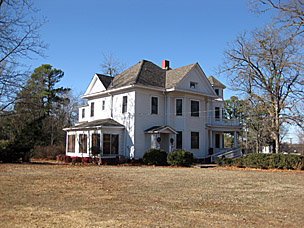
[135,60,145,84]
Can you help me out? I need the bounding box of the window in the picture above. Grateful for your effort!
[82,109,85,119]
[79,134,87,153]
[176,99,183,116]
[68,135,75,152]
[102,100,105,110]
[103,134,119,155]
[191,100,199,117]
[90,102,94,117]
[215,107,220,120]
[215,134,220,148]
[214,89,219,95]
[190,81,197,89]
[176,131,183,149]
[191,132,199,149]
[151,97,158,114]
[122,96,127,113]
[92,134,101,155]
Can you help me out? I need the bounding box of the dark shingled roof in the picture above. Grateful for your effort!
[96,74,114,89]
[68,119,124,130]
[208,76,226,88]
[108,60,166,89]
[96,60,210,91]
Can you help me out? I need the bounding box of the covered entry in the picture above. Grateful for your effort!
[144,126,177,152]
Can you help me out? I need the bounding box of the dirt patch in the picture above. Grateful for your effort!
[0,163,303,227]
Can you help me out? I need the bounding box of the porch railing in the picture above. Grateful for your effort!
[207,116,240,126]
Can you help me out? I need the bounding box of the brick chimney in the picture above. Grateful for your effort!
[161,60,170,69]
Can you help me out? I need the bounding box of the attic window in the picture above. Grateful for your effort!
[190,81,197,89]
[214,89,219,95]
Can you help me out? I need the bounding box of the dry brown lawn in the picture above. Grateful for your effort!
[0,162,303,228]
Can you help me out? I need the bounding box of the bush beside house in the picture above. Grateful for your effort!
[215,153,304,170]
[143,149,168,166]
[167,150,193,167]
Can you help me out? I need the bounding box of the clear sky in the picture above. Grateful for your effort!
[31,0,271,97]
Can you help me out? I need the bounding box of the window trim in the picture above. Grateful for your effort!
[122,96,128,113]
[191,131,199,149]
[191,100,199,117]
[190,81,197,89]
[215,107,220,120]
[68,135,75,152]
[176,131,183,149]
[79,134,87,153]
[90,102,94,117]
[82,108,85,119]
[151,96,159,115]
[103,134,119,155]
[175,98,183,116]
[102,100,105,111]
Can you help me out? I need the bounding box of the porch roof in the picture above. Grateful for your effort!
[144,126,178,134]
[63,118,124,131]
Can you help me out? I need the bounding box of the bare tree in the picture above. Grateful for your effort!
[221,25,304,153]
[0,0,46,113]
[249,0,304,36]
[100,52,126,76]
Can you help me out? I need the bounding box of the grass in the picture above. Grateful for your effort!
[0,163,303,228]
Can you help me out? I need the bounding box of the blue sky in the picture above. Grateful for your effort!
[31,0,271,97]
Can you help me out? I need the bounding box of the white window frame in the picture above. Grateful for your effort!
[151,96,159,115]
[175,98,183,116]
[190,99,200,117]
[190,81,197,89]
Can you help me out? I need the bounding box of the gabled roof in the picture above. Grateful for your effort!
[85,60,225,96]
[63,119,124,131]
[144,126,178,134]
[166,63,196,88]
[208,76,226,88]
[96,74,113,89]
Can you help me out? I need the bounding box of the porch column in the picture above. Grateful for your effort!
[209,130,213,148]
[234,131,238,148]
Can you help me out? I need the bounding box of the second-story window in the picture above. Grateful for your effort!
[122,96,127,113]
[102,100,105,111]
[176,99,182,116]
[191,100,199,117]
[214,89,219,96]
[90,102,94,117]
[151,97,158,114]
[82,108,85,119]
[215,107,220,120]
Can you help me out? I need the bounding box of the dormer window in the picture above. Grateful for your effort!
[190,81,197,89]
[214,88,219,96]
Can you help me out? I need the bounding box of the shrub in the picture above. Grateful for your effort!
[219,153,304,170]
[215,157,233,166]
[143,149,168,166]
[167,150,193,167]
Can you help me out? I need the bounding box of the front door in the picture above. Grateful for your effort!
[160,133,169,152]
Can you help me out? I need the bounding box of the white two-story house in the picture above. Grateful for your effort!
[63,60,241,160]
